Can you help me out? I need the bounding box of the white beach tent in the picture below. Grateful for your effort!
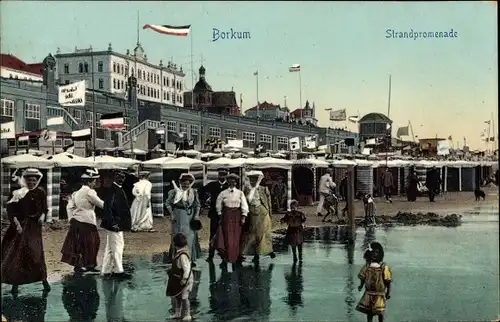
[205,157,245,170]
[330,159,357,167]
[161,156,204,170]
[142,156,174,168]
[1,154,56,168]
[122,148,148,156]
[86,155,139,169]
[44,152,94,167]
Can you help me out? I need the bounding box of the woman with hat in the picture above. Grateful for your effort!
[1,168,51,294]
[214,173,249,269]
[130,171,154,232]
[240,170,276,264]
[61,168,105,273]
[166,173,201,267]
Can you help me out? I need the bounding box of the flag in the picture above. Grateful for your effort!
[18,135,29,141]
[41,129,57,142]
[448,135,452,140]
[72,128,91,141]
[63,143,75,153]
[253,71,258,76]
[365,138,377,145]
[396,126,409,137]
[100,112,124,129]
[58,80,86,107]
[348,115,359,123]
[47,116,64,126]
[484,120,491,124]
[289,137,300,151]
[304,135,316,149]
[0,121,15,139]
[329,109,347,121]
[143,24,191,36]
[288,64,300,72]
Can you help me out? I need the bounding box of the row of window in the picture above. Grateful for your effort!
[7,74,41,81]
[1,99,40,119]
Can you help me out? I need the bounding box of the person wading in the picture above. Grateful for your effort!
[199,168,228,262]
[1,168,51,294]
[317,165,336,217]
[100,170,132,279]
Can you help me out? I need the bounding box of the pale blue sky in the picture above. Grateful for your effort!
[1,1,497,149]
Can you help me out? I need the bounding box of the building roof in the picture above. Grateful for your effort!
[247,101,281,112]
[359,112,392,123]
[0,54,43,76]
[290,109,304,118]
[212,91,237,107]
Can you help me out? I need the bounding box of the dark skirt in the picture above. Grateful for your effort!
[61,219,100,268]
[213,207,243,263]
[1,217,48,285]
[285,226,304,247]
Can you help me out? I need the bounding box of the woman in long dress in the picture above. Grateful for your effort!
[240,170,275,264]
[214,173,249,268]
[165,173,201,267]
[61,168,104,273]
[406,168,419,202]
[1,168,51,294]
[130,171,154,232]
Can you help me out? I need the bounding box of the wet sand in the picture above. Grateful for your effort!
[2,189,498,280]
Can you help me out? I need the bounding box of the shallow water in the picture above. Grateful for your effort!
[1,209,499,322]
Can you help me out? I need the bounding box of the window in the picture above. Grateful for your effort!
[259,133,272,150]
[98,61,103,72]
[1,99,14,117]
[179,82,183,90]
[72,109,82,123]
[121,65,124,74]
[167,92,170,101]
[113,63,116,73]
[131,67,135,76]
[84,62,89,73]
[113,79,116,89]
[179,123,187,135]
[167,78,170,87]
[277,137,288,151]
[243,132,256,148]
[225,129,237,140]
[142,71,145,79]
[167,121,176,132]
[79,63,83,73]
[209,127,221,138]
[163,91,166,100]
[121,80,124,90]
[163,77,166,86]
[190,124,198,136]
[172,94,176,104]
[64,64,69,74]
[99,78,104,89]
[137,69,141,79]
[147,87,150,97]
[25,103,41,119]
[95,113,102,128]
[86,111,93,124]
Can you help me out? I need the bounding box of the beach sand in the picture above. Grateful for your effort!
[1,188,498,281]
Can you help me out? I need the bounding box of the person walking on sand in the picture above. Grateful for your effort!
[240,170,276,264]
[199,168,228,262]
[356,242,392,322]
[166,233,194,321]
[425,166,441,202]
[61,168,104,273]
[165,173,201,267]
[130,171,155,232]
[1,168,51,294]
[406,167,419,202]
[100,170,132,279]
[382,168,394,203]
[280,200,306,263]
[214,173,249,270]
[317,165,336,217]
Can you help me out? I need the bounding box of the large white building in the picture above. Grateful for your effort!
[0,54,43,83]
[55,43,185,107]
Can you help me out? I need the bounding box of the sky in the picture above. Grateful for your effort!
[1,1,497,149]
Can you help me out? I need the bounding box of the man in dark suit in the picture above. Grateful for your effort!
[100,170,132,279]
[425,166,441,202]
[199,168,228,262]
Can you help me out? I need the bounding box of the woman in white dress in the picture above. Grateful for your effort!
[130,171,154,232]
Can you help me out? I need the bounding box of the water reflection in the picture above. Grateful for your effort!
[189,270,202,316]
[238,264,273,319]
[208,262,243,320]
[62,274,100,322]
[102,278,126,322]
[1,292,48,322]
[344,243,356,322]
[283,263,303,316]
[361,226,376,251]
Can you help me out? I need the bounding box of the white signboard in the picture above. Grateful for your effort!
[0,121,15,139]
[58,80,86,106]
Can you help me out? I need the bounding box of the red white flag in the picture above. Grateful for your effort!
[100,112,124,130]
[289,64,300,72]
[143,24,191,36]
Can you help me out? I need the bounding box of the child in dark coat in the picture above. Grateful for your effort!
[280,200,306,263]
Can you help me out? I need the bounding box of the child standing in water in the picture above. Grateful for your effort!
[166,233,194,321]
[280,200,306,263]
[356,242,392,322]
[362,194,377,227]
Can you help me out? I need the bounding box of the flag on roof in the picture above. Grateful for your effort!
[143,24,191,36]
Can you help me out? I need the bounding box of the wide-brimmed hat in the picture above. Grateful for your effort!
[179,173,195,182]
[217,167,229,174]
[81,168,100,179]
[226,173,239,181]
[246,170,263,177]
[22,168,42,178]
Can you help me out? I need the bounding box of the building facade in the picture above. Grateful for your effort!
[55,43,185,107]
[289,101,318,126]
[244,101,289,121]
[358,112,392,142]
[0,54,43,83]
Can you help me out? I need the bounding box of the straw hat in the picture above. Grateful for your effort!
[179,173,195,182]
[22,168,42,178]
[226,173,239,181]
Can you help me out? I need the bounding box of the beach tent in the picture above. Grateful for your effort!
[355,159,376,197]
[1,154,56,168]
[204,157,246,185]
[44,152,94,167]
[292,158,329,205]
[86,155,140,169]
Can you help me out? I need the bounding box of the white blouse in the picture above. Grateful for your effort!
[216,188,249,216]
[67,185,104,226]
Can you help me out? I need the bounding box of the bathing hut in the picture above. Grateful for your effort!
[455,160,477,192]
[291,158,329,206]
[1,154,56,221]
[86,155,140,169]
[373,159,409,197]
[330,159,357,185]
[204,157,245,184]
[442,160,460,192]
[355,159,375,196]
[245,157,293,212]
[142,156,204,217]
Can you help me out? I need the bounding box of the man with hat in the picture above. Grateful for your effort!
[100,170,132,279]
[317,164,336,217]
[199,167,228,262]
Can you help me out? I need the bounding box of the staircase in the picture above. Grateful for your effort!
[121,120,163,146]
[46,106,79,129]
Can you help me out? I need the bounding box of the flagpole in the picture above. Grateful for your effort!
[256,71,259,118]
[299,68,302,116]
[91,50,96,161]
[491,112,496,152]
[190,26,194,111]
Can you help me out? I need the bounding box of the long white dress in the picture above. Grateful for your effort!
[130,179,153,231]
